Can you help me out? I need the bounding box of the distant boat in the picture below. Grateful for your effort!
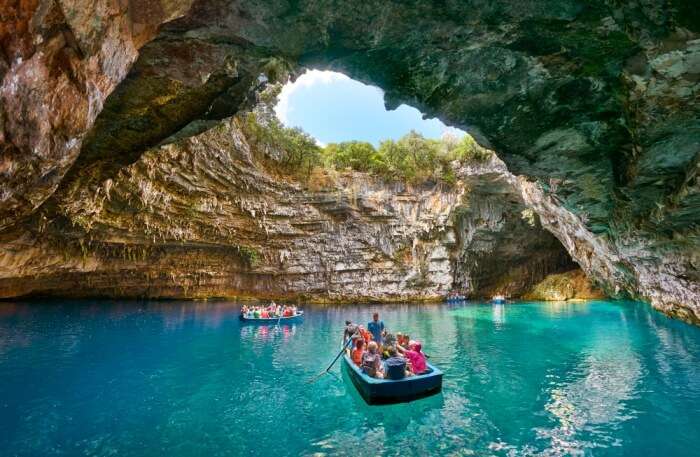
[492,295,506,304]
[239,311,304,323]
[445,294,466,303]
[342,351,443,404]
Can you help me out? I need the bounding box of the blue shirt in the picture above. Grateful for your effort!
[367,320,384,344]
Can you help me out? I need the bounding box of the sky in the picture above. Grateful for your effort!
[274,70,464,146]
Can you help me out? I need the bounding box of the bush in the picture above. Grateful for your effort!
[322,131,490,184]
[450,135,492,162]
[241,112,322,178]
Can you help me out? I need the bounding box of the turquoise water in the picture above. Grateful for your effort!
[1,300,699,456]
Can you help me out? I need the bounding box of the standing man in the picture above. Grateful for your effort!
[343,320,360,345]
[367,312,385,346]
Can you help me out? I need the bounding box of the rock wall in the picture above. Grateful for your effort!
[523,269,605,301]
[0,0,195,229]
[0,116,575,301]
[1,1,697,321]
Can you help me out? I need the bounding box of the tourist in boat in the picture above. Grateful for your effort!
[358,325,372,344]
[343,320,360,345]
[384,346,409,380]
[351,338,365,366]
[361,341,384,378]
[403,340,427,374]
[367,312,385,345]
[381,332,397,358]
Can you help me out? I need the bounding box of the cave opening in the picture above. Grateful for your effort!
[252,69,590,301]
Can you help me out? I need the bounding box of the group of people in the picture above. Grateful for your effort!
[241,302,298,319]
[344,312,428,380]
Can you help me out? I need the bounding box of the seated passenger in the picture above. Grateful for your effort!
[359,326,372,344]
[351,339,365,366]
[384,346,409,380]
[384,332,397,347]
[404,340,427,374]
[361,342,384,378]
[261,310,269,318]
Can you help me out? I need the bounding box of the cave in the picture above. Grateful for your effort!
[2,2,700,455]
[0,1,698,322]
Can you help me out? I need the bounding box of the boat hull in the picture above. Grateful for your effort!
[342,354,442,404]
[239,311,304,323]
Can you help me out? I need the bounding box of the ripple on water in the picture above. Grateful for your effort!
[0,300,699,457]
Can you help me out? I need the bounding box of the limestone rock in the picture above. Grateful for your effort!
[523,269,605,301]
[0,117,573,302]
[1,1,698,322]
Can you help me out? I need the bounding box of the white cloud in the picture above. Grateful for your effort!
[275,70,352,125]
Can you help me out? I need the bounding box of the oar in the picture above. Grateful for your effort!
[306,331,357,383]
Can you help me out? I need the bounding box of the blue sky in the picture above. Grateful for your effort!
[275,70,464,146]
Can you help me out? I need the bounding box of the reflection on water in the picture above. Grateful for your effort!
[536,346,641,455]
[0,299,699,456]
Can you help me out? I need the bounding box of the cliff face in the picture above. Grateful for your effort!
[1,1,698,321]
[0,116,576,301]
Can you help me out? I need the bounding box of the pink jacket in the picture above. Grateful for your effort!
[405,350,426,374]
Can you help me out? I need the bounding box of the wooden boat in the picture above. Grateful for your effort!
[239,311,304,323]
[445,295,466,303]
[342,351,443,404]
[491,295,506,304]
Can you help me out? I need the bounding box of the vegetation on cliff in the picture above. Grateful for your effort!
[322,132,490,185]
[241,85,491,185]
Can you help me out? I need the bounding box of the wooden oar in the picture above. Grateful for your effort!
[306,331,357,384]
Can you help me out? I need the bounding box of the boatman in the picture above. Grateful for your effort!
[367,312,385,346]
[343,320,360,345]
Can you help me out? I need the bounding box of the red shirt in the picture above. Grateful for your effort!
[351,348,364,365]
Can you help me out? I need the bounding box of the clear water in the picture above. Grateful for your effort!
[1,300,699,457]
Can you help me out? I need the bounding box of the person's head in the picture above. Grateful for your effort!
[410,340,422,352]
[367,341,378,354]
[355,339,364,350]
[387,346,398,357]
[372,312,379,322]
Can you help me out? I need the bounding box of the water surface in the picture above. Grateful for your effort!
[1,300,699,456]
